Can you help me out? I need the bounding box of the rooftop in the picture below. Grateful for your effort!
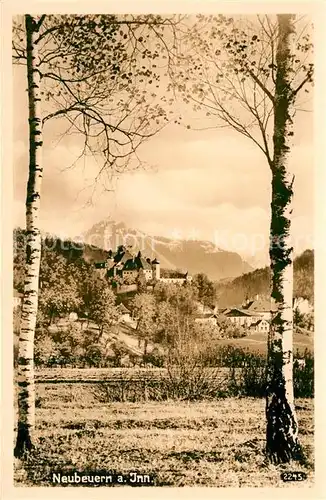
[123,259,138,271]
[117,304,130,314]
[135,252,152,270]
[224,308,255,317]
[250,318,270,327]
[196,313,218,319]
[243,299,277,313]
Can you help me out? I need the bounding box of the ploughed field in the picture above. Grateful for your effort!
[14,379,314,487]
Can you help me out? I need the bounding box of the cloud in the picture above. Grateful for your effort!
[13,58,313,265]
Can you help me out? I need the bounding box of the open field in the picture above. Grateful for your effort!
[213,331,313,355]
[14,384,314,487]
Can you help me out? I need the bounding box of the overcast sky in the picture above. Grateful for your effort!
[13,15,314,268]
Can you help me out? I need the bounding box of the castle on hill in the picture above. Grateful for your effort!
[95,245,191,284]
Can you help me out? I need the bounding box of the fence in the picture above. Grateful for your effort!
[33,359,314,400]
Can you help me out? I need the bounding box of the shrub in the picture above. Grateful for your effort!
[90,348,314,403]
[237,355,267,397]
[294,349,314,398]
[202,344,265,368]
[164,346,226,400]
[173,344,314,399]
[165,364,222,400]
[34,336,60,366]
[143,347,165,368]
[81,343,104,368]
[216,314,247,339]
[225,325,247,339]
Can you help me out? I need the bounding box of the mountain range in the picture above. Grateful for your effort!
[14,221,313,309]
[82,218,253,281]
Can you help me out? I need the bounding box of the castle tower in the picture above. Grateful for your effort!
[152,258,160,280]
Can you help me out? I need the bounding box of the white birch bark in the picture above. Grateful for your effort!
[266,14,301,464]
[14,15,43,457]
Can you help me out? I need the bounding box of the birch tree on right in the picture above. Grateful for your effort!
[265,14,302,464]
[173,14,313,463]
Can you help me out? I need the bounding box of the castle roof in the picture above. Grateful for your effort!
[135,254,152,270]
[115,250,133,264]
[97,248,154,274]
[122,254,152,271]
[123,258,138,271]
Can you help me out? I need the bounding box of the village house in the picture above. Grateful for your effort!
[117,303,132,322]
[220,295,277,331]
[68,312,78,322]
[195,313,218,326]
[241,295,277,321]
[222,294,312,334]
[194,302,218,326]
[222,308,257,327]
[249,318,270,334]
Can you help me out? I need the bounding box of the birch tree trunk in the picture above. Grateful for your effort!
[14,15,43,458]
[266,14,302,464]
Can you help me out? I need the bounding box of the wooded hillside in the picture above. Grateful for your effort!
[216,250,314,308]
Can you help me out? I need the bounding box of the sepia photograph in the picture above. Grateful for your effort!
[5,2,320,491]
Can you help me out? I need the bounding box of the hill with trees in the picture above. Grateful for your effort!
[13,228,108,294]
[216,249,314,308]
[14,228,314,311]
[13,226,313,370]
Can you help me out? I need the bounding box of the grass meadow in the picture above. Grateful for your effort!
[14,380,314,487]
[213,331,313,356]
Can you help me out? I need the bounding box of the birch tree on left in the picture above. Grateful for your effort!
[14,15,43,457]
[13,13,180,457]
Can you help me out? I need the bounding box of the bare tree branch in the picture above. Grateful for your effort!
[247,68,275,104]
[292,74,312,96]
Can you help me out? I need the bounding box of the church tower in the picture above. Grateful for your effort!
[152,258,160,280]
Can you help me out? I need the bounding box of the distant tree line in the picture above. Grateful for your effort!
[216,249,314,308]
